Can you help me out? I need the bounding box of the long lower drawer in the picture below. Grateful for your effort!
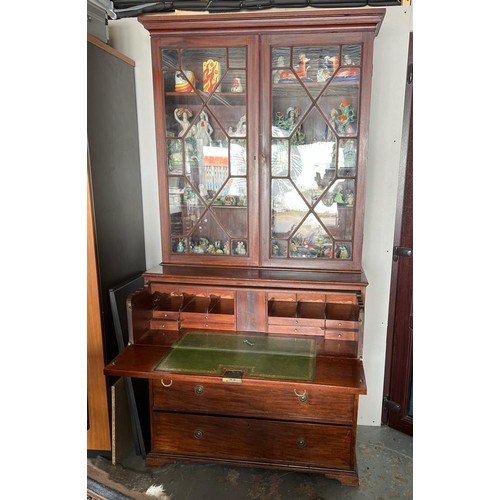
[152,411,354,469]
[152,379,355,425]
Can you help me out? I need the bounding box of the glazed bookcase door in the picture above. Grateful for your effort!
[260,33,374,271]
[152,36,258,265]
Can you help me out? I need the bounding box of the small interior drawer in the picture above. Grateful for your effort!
[267,324,324,336]
[149,318,179,331]
[180,320,235,330]
[325,329,358,341]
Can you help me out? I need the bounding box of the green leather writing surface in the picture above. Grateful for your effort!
[155,331,316,381]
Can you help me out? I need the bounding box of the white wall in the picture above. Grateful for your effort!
[360,6,412,425]
[108,5,412,425]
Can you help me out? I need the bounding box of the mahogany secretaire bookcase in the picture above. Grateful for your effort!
[104,8,385,485]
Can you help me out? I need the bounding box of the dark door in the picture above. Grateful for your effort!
[382,33,413,436]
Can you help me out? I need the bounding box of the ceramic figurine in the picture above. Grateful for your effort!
[334,184,344,204]
[278,53,312,82]
[346,189,355,206]
[337,244,350,259]
[203,59,221,93]
[343,54,354,66]
[328,102,356,136]
[294,53,311,80]
[174,107,193,136]
[316,55,340,82]
[176,239,185,253]
[234,241,247,255]
[231,77,243,93]
[175,70,195,93]
[273,56,286,83]
[333,67,360,82]
[234,115,246,137]
[286,107,305,145]
[195,111,213,146]
[326,109,338,141]
[223,241,230,255]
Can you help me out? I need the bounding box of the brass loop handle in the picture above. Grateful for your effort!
[194,429,204,440]
[194,384,204,395]
[161,379,173,387]
[294,389,308,403]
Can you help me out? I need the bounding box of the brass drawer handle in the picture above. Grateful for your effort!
[161,379,173,387]
[194,429,204,440]
[296,437,307,448]
[294,389,308,403]
[194,384,204,395]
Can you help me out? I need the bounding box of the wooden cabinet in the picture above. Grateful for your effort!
[104,8,385,486]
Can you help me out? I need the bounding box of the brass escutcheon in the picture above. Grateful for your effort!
[296,437,307,448]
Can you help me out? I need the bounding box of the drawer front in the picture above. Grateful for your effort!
[267,324,324,336]
[152,310,180,320]
[267,316,324,328]
[180,320,235,330]
[150,318,179,331]
[152,379,355,425]
[180,312,235,325]
[325,319,360,330]
[325,329,358,341]
[152,412,354,469]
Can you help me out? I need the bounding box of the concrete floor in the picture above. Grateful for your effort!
[88,425,412,499]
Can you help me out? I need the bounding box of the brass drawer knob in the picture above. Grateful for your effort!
[294,389,308,403]
[194,429,204,440]
[296,437,307,448]
[194,384,204,395]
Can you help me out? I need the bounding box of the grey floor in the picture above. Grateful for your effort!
[88,425,412,499]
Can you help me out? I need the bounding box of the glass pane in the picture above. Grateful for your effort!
[181,47,227,97]
[164,45,249,259]
[229,139,247,176]
[341,45,362,67]
[168,177,206,237]
[290,214,332,259]
[269,42,362,263]
[334,242,352,260]
[271,240,288,258]
[272,105,307,145]
[339,138,358,176]
[271,179,309,239]
[292,140,336,207]
[189,211,230,255]
[187,142,229,204]
[167,139,184,174]
[271,140,289,177]
[228,47,246,69]
[321,179,354,241]
[162,49,179,69]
